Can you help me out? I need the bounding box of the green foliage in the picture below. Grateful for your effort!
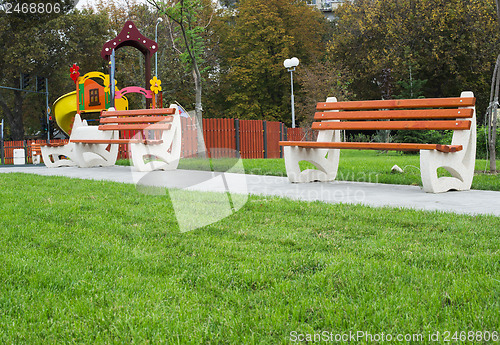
[393,130,449,146]
[219,0,328,123]
[347,132,372,143]
[0,8,110,139]
[477,125,500,160]
[330,0,500,118]
[159,0,206,71]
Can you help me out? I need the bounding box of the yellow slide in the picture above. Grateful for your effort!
[53,91,77,136]
[53,91,128,136]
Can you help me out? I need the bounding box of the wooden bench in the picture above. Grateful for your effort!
[41,105,181,171]
[70,106,181,171]
[279,91,476,193]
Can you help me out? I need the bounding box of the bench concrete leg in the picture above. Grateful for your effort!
[420,148,475,193]
[420,91,476,193]
[130,111,182,172]
[283,96,341,183]
[40,144,78,168]
[283,146,340,183]
[68,115,119,168]
[73,142,119,168]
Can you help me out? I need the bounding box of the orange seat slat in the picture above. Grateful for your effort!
[312,120,471,131]
[100,108,176,117]
[279,141,463,153]
[316,97,476,111]
[99,116,173,124]
[314,108,474,120]
[98,123,172,131]
[71,139,164,144]
[39,143,67,147]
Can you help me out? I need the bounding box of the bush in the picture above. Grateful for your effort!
[476,126,500,160]
[347,132,372,142]
[392,130,448,145]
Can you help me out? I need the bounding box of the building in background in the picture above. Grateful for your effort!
[307,0,346,21]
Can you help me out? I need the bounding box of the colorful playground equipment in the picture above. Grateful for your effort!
[52,20,163,136]
[53,72,129,135]
[41,20,181,171]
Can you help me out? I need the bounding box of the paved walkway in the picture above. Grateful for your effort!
[1,165,499,217]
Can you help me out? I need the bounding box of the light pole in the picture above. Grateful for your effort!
[284,57,299,128]
[155,17,163,78]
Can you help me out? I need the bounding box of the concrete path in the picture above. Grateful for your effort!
[1,165,499,217]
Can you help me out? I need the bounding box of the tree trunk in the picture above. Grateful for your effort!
[488,55,500,173]
[490,106,498,172]
[192,64,206,157]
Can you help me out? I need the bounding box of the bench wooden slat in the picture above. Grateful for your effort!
[316,97,476,111]
[71,139,164,144]
[99,116,173,124]
[39,142,67,147]
[100,108,176,117]
[279,141,463,153]
[98,123,172,131]
[314,108,474,120]
[312,120,471,131]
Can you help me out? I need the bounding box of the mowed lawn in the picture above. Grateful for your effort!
[0,173,499,344]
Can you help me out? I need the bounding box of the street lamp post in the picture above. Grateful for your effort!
[284,57,299,128]
[155,17,163,78]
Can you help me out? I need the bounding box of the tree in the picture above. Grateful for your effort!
[294,59,353,126]
[329,0,500,115]
[148,0,215,155]
[219,0,328,125]
[0,6,109,140]
[486,0,500,173]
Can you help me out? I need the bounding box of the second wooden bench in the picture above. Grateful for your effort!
[279,91,476,193]
[68,105,181,171]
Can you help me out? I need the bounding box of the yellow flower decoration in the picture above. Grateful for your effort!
[150,76,162,94]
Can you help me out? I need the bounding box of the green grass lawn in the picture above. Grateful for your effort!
[119,150,500,191]
[0,173,499,343]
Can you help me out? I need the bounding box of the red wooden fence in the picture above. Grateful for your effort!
[1,139,68,164]
[1,118,313,164]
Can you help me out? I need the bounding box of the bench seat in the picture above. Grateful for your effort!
[280,141,463,153]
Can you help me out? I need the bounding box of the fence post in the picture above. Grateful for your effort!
[234,119,240,157]
[24,140,28,164]
[0,119,4,165]
[0,138,4,165]
[263,120,267,159]
[279,122,284,158]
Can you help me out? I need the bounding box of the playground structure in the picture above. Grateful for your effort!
[41,20,181,171]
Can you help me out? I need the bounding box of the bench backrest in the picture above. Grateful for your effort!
[313,91,476,150]
[99,108,176,131]
[313,96,475,131]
